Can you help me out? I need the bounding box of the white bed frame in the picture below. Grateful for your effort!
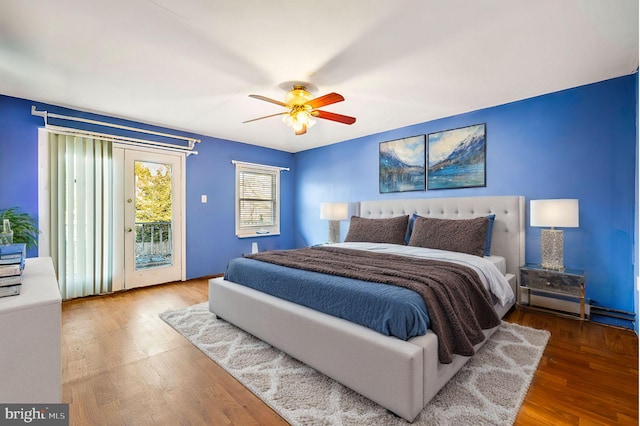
[209,195,525,422]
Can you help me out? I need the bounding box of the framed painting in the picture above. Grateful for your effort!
[379,135,426,193]
[427,123,486,190]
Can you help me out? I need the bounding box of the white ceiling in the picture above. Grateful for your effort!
[1,1,637,153]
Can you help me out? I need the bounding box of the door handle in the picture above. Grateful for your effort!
[126,228,133,233]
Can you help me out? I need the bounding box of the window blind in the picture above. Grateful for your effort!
[233,161,287,237]
[238,170,276,226]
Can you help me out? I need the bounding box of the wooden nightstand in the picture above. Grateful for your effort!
[519,264,586,320]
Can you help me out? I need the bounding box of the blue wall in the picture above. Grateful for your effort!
[185,135,294,278]
[294,75,638,328]
[635,71,639,332]
[0,97,42,258]
[0,95,295,278]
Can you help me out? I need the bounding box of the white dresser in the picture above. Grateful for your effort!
[0,257,61,403]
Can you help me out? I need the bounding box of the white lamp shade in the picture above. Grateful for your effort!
[530,199,579,228]
[320,202,349,221]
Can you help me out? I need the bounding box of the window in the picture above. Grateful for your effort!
[234,161,283,238]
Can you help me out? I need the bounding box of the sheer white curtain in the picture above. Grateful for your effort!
[48,132,114,299]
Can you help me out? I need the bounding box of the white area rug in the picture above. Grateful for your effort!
[161,303,550,425]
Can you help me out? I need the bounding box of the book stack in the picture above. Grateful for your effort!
[0,243,26,298]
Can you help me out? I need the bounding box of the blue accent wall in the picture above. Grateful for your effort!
[0,96,42,258]
[294,75,638,328]
[185,135,294,278]
[635,70,639,333]
[0,95,295,278]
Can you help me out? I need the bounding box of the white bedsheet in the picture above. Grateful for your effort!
[330,242,516,306]
[485,255,506,276]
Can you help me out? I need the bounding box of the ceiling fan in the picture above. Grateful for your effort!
[243,84,356,135]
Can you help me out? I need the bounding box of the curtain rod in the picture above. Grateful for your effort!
[232,160,290,172]
[46,125,198,156]
[31,105,200,148]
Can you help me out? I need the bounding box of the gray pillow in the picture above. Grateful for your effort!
[407,216,489,257]
[344,215,409,245]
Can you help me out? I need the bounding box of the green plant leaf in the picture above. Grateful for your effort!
[0,207,39,248]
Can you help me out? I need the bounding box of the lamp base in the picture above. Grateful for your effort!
[541,229,564,270]
[328,220,341,244]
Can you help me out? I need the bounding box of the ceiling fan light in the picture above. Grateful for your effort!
[291,112,306,132]
[282,112,304,132]
[283,109,314,133]
[305,113,316,128]
[285,86,312,106]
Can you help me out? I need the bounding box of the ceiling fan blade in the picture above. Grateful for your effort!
[295,124,307,135]
[243,112,288,124]
[306,92,344,109]
[248,94,287,107]
[313,110,356,125]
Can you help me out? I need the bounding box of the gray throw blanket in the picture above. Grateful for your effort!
[246,246,501,364]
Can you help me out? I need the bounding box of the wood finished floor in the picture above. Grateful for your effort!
[62,278,638,425]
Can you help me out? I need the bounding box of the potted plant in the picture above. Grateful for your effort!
[0,207,39,248]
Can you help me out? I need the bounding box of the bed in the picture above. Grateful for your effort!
[209,195,525,422]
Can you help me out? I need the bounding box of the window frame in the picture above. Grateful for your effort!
[234,161,283,238]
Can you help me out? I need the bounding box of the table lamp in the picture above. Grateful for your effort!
[320,202,349,244]
[530,199,579,270]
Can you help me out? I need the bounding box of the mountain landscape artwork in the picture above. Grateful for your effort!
[379,135,426,193]
[427,124,486,189]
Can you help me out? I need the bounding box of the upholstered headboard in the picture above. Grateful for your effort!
[358,196,525,289]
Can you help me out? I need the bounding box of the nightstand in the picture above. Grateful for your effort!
[519,264,586,320]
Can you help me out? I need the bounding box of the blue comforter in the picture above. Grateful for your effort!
[224,257,430,340]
